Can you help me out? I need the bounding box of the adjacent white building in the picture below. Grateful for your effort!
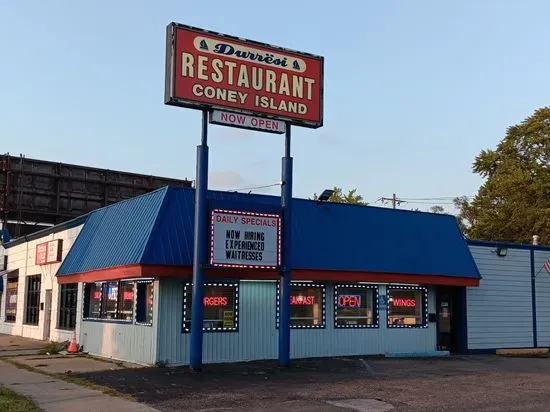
[0,218,84,343]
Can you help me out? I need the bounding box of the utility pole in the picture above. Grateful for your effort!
[377,194,405,209]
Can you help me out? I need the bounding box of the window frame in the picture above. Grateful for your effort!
[182,281,239,333]
[276,281,327,329]
[82,280,135,323]
[57,283,78,330]
[135,280,154,326]
[386,285,428,329]
[5,277,18,323]
[334,284,379,329]
[24,275,41,326]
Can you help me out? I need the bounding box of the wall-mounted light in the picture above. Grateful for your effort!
[496,247,508,257]
[316,188,334,204]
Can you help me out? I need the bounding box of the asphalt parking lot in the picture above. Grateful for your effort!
[73,354,550,411]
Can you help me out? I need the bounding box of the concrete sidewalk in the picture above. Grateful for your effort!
[0,334,44,357]
[0,361,159,412]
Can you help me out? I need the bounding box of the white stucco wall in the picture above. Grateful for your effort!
[0,225,83,341]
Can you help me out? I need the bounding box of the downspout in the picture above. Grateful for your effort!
[531,235,538,348]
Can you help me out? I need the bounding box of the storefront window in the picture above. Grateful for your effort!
[334,284,378,328]
[102,281,119,319]
[24,275,41,325]
[117,281,134,321]
[136,281,154,325]
[58,283,78,330]
[387,286,427,328]
[183,282,239,332]
[5,278,18,323]
[87,282,102,318]
[277,282,326,329]
[83,280,134,322]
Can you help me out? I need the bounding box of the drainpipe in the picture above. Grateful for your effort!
[531,235,538,348]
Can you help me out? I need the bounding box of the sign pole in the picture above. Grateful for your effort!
[279,123,292,367]
[190,110,209,372]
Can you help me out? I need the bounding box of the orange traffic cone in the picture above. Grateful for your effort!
[67,330,79,353]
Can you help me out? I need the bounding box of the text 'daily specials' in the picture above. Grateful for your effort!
[165,23,324,128]
[210,209,281,268]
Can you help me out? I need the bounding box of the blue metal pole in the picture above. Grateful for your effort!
[279,124,292,367]
[530,248,538,348]
[190,110,209,371]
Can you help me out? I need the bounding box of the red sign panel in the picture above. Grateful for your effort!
[35,239,63,265]
[35,243,48,265]
[165,23,324,128]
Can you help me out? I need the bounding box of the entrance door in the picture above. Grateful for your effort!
[43,289,52,341]
[437,287,466,353]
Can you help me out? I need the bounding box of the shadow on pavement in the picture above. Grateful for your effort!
[73,355,550,411]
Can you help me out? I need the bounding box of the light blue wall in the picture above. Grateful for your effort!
[467,245,534,349]
[80,280,160,365]
[157,279,437,366]
[534,250,550,347]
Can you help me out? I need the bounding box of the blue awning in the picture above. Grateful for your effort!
[57,186,480,285]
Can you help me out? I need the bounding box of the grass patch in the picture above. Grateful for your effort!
[38,341,67,355]
[1,359,133,401]
[0,385,41,412]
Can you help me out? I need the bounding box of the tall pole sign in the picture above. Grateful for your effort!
[165,22,324,371]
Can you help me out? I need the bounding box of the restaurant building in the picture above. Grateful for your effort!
[1,186,546,366]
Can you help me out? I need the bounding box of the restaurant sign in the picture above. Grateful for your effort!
[165,23,324,128]
[210,209,281,269]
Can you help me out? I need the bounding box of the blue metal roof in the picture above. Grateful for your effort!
[57,186,480,279]
[58,187,168,275]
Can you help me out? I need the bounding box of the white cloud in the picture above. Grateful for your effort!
[208,170,279,194]
[209,171,247,189]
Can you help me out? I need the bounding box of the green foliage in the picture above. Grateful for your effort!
[456,107,550,243]
[0,386,41,412]
[312,187,367,205]
[39,341,67,355]
[429,205,445,214]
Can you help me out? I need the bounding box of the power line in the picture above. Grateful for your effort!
[228,182,282,192]
[376,194,465,208]
[404,201,456,205]
[399,196,474,201]
[376,193,406,209]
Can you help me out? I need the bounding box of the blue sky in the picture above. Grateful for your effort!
[2,1,549,210]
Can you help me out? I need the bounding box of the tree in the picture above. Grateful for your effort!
[312,186,368,205]
[429,205,445,214]
[455,107,550,243]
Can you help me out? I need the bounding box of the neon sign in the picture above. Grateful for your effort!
[338,295,361,308]
[204,296,228,306]
[291,295,315,305]
[392,298,416,307]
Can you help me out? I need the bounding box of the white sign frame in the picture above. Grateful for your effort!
[210,209,281,269]
[209,110,286,134]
